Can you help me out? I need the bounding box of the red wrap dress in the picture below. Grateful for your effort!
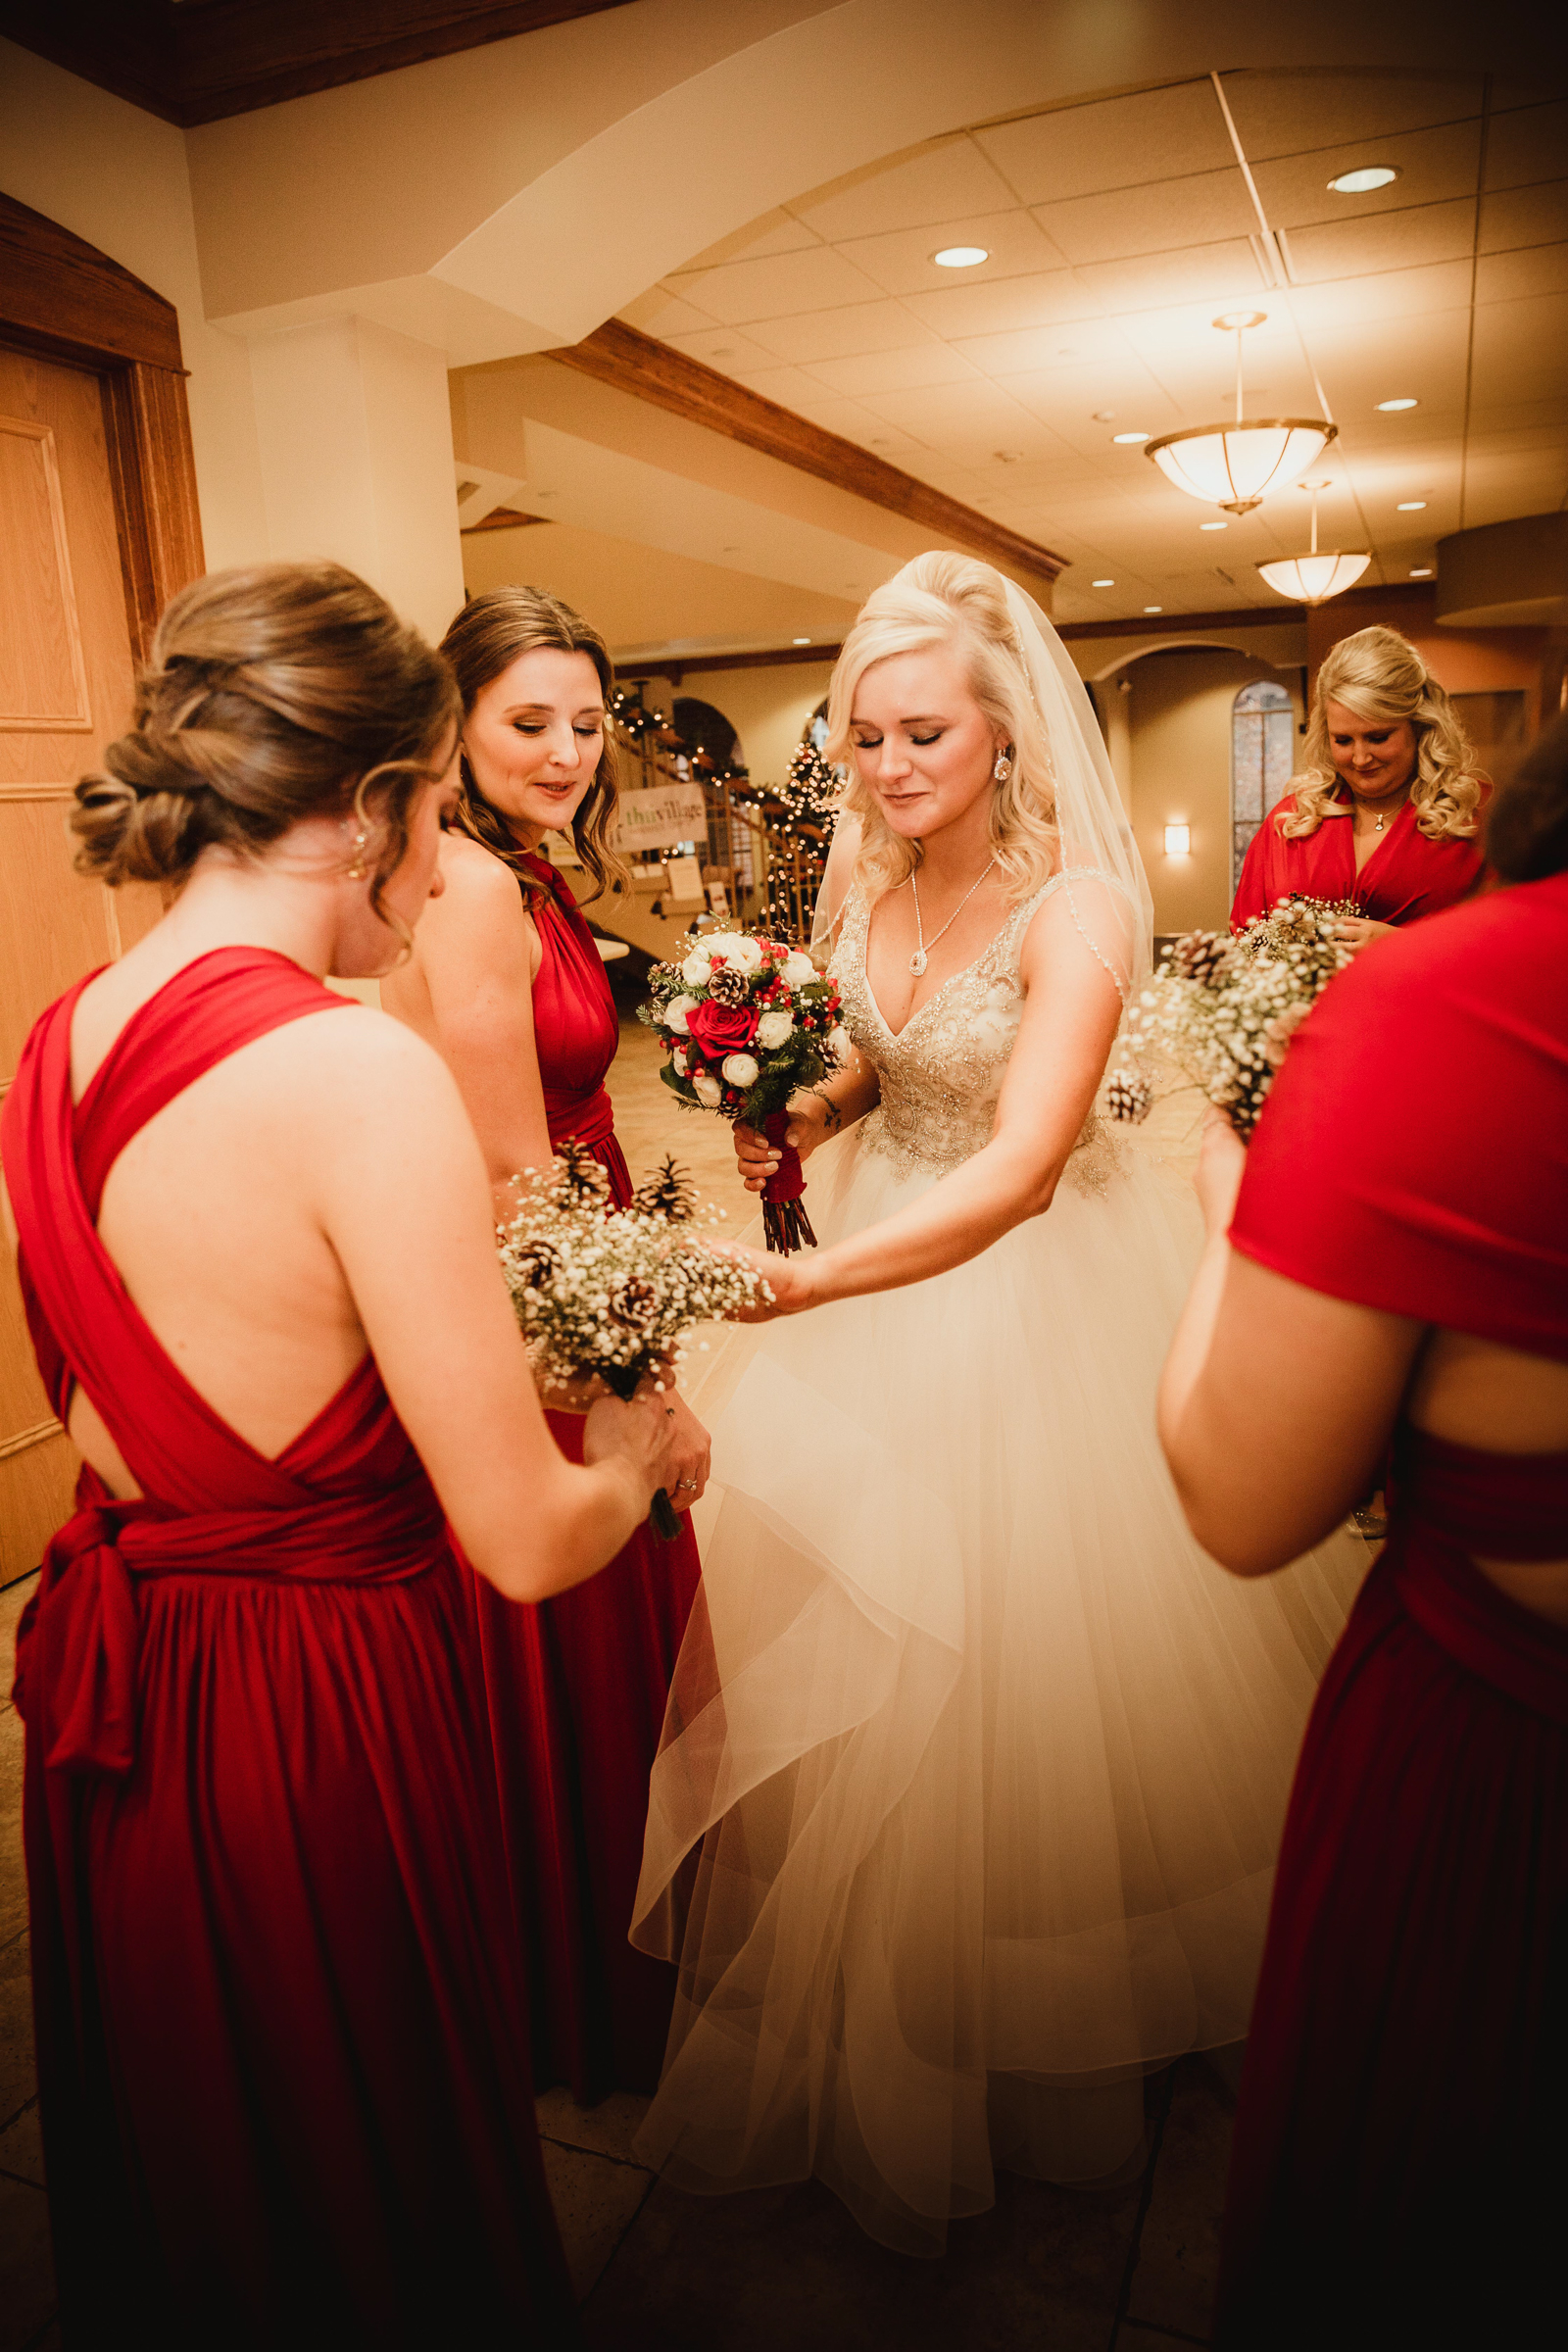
[467,853,701,2101]
[1,949,575,2349]
[1215,875,1568,2346]
[1230,787,1484,930]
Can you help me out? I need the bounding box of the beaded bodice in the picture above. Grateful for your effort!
[830,875,1123,1193]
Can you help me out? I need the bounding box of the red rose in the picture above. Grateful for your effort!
[687,998,760,1056]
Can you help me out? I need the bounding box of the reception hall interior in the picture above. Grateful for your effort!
[1,1,1566,2345]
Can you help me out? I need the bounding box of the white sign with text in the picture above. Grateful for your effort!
[611,779,709,854]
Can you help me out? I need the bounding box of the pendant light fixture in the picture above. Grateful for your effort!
[1256,481,1371,605]
[1145,314,1337,514]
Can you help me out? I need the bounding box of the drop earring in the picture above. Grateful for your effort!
[993,748,1012,782]
[347,827,369,880]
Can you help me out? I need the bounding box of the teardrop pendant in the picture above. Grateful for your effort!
[908,949,928,977]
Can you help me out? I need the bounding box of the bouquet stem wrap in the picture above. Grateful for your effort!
[760,1109,817,1256]
[600,1363,681,1541]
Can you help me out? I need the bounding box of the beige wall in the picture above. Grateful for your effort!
[1121,648,1306,936]
[671,662,838,787]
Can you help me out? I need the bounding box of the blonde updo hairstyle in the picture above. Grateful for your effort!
[1281,624,1483,842]
[439,584,629,906]
[72,563,461,930]
[825,552,1060,904]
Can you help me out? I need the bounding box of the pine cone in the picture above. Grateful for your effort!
[555,1139,610,1206]
[609,1276,659,1332]
[632,1154,697,1222]
[1106,1069,1154,1125]
[707,962,752,1006]
[1170,929,1230,986]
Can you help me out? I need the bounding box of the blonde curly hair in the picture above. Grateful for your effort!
[824,552,1060,904]
[1280,625,1483,842]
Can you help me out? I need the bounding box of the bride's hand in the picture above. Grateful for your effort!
[1194,1109,1248,1241]
[716,1243,817,1319]
[733,1093,832,1195]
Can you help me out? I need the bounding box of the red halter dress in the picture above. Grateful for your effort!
[1216,876,1568,2346]
[466,856,701,2100]
[1230,786,1485,931]
[2,950,575,2349]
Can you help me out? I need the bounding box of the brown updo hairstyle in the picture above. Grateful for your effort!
[439,584,628,906]
[1486,710,1568,882]
[72,563,461,932]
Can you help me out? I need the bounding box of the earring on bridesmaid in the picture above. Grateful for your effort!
[346,826,369,881]
[993,747,1013,782]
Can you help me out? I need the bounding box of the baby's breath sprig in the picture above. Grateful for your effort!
[1107,893,1355,1141]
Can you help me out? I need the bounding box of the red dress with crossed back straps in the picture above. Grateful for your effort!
[1214,875,1568,2347]
[466,855,701,2100]
[2,950,575,2349]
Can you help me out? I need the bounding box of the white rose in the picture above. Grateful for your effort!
[782,950,816,986]
[662,994,697,1035]
[680,948,712,986]
[721,1053,760,1088]
[725,935,764,973]
[757,1008,795,1051]
[692,1071,722,1106]
[827,1024,853,1064]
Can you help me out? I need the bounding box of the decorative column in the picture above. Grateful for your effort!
[246,317,463,645]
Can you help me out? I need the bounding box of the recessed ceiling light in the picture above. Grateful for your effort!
[1145,605,1163,613]
[1329,166,1399,194]
[1200,520,1228,531]
[1093,578,1115,587]
[1409,565,1434,577]
[1113,430,1150,444]
[1396,499,1428,511]
[792,636,811,645]
[933,245,988,269]
[1378,397,1419,412]
[1093,409,1116,421]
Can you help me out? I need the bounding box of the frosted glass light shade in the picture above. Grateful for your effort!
[1146,419,1337,514]
[1256,551,1372,605]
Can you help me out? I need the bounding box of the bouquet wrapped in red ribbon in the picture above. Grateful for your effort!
[641,931,850,1252]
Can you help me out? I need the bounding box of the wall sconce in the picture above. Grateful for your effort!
[1164,823,1191,856]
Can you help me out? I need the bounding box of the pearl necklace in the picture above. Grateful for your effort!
[906,858,997,977]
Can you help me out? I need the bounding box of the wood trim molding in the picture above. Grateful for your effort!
[1,2,631,126]
[550,321,1069,593]
[0,193,206,661]
[1054,604,1307,640]
[0,1417,63,1464]
[619,643,843,683]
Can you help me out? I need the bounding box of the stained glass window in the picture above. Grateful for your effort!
[1231,680,1295,899]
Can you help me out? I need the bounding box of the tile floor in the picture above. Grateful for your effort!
[0,1010,1232,2352]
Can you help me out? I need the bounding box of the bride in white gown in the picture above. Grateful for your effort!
[630,553,1365,2255]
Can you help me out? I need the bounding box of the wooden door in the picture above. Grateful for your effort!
[0,192,203,1582]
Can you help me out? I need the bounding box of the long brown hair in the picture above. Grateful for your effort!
[439,585,628,905]
[73,562,460,937]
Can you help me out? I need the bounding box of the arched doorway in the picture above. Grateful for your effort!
[1231,679,1296,899]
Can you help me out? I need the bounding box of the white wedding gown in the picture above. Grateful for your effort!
[631,872,1367,2255]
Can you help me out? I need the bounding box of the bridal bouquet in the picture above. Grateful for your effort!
[1106,895,1355,1141]
[641,931,852,1252]
[499,1144,771,1535]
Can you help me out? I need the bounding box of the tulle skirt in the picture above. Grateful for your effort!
[631,1122,1368,2253]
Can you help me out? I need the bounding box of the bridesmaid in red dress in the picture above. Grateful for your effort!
[2,564,677,2347]
[383,585,707,2102]
[1231,624,1486,945]
[1160,712,1568,2346]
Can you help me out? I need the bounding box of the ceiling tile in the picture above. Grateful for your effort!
[1032,170,1255,266]
[663,326,788,374]
[1471,289,1568,404]
[1280,197,1477,284]
[668,246,884,324]
[901,270,1105,338]
[744,300,939,365]
[1221,71,1482,160]
[724,363,846,408]
[1073,239,1268,313]
[784,393,907,444]
[804,344,987,396]
[1285,258,1474,325]
[616,287,718,337]
[975,82,1234,205]
[834,210,1067,296]
[857,379,1048,439]
[949,318,1134,375]
[677,210,823,272]
[1481,181,1568,254]
[788,136,1021,241]
[1485,101,1568,191]
[1251,121,1483,229]
[1476,243,1568,302]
